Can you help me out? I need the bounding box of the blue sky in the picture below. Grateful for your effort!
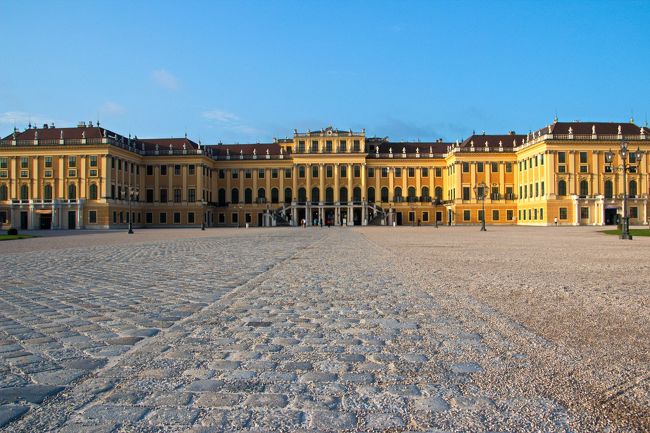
[2,1,649,143]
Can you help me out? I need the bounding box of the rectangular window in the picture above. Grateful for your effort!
[540,154,544,164]
[505,162,512,172]
[218,169,225,178]
[463,210,471,221]
[147,165,153,175]
[395,168,402,177]
[0,171,8,178]
[146,189,154,202]
[435,167,442,177]
[0,157,8,169]
[271,169,278,178]
[354,165,361,177]
[160,212,167,224]
[68,169,76,177]
[21,170,29,178]
[580,165,588,173]
[528,209,531,220]
[174,165,181,176]
[558,165,566,173]
[408,167,415,177]
[311,140,318,152]
[353,140,360,151]
[68,156,77,168]
[160,188,168,203]
[312,165,319,178]
[174,212,181,224]
[408,211,415,222]
[297,140,305,152]
[188,188,196,203]
[421,168,428,177]
[381,167,388,177]
[492,210,499,221]
[89,156,98,167]
[630,207,638,218]
[477,162,484,172]
[541,182,545,196]
[232,213,238,224]
[232,169,238,179]
[340,166,347,177]
[579,152,588,163]
[284,168,292,178]
[89,210,97,224]
[326,165,333,177]
[507,210,513,221]
[89,169,98,177]
[518,210,522,220]
[174,189,182,203]
[558,152,566,164]
[478,210,484,222]
[44,170,52,177]
[339,140,347,152]
[491,162,498,172]
[245,213,252,223]
[21,157,29,169]
[462,162,469,173]
[462,187,470,200]
[535,183,539,197]
[367,167,375,177]
[245,169,252,179]
[113,211,117,223]
[325,140,332,152]
[422,211,429,222]
[188,165,195,175]
[146,212,153,224]
[534,208,538,219]
[258,169,265,179]
[298,166,305,178]
[188,212,195,223]
[540,208,544,220]
[160,165,167,176]
[580,207,589,219]
[218,213,225,223]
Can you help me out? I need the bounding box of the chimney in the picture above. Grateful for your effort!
[43,124,48,129]
[509,131,516,135]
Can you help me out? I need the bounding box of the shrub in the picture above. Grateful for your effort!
[7,228,18,235]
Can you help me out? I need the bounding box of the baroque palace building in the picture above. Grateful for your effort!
[0,119,648,230]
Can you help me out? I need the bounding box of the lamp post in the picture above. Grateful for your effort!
[127,186,134,234]
[605,141,643,240]
[474,181,487,231]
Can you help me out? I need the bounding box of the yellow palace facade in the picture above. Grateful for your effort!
[0,120,648,230]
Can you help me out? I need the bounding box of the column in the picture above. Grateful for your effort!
[32,156,39,199]
[197,164,204,202]
[79,156,86,199]
[428,166,434,200]
[499,162,505,196]
[401,166,407,193]
[388,167,394,201]
[182,164,188,201]
[319,164,325,203]
[265,168,271,204]
[305,164,311,202]
[334,164,340,202]
[361,163,367,200]
[568,151,576,194]
[292,165,298,200]
[58,157,65,198]
[347,164,353,199]
[168,165,173,205]
[9,157,17,198]
[103,156,111,200]
[154,164,160,201]
[546,152,555,197]
[226,169,232,202]
[253,167,258,202]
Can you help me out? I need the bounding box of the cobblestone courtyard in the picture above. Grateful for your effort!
[0,227,648,432]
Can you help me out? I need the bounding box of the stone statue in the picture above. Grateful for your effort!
[618,125,622,135]
[60,130,64,139]
[81,131,85,139]
[35,131,38,139]
[569,127,573,134]
[402,147,406,154]
[266,148,269,155]
[592,125,596,135]
[253,148,257,156]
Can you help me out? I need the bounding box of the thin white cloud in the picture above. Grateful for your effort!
[152,69,180,90]
[99,101,125,116]
[202,110,240,123]
[0,111,55,127]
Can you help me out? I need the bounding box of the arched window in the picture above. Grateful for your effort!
[367,187,375,203]
[340,187,348,203]
[298,187,307,202]
[395,187,402,198]
[325,187,334,203]
[271,188,279,204]
[421,186,429,199]
[20,184,29,200]
[629,180,638,197]
[558,180,567,196]
[245,188,253,204]
[353,187,361,202]
[284,187,292,203]
[311,187,320,203]
[89,184,98,200]
[68,184,76,200]
[435,186,443,201]
[257,188,266,201]
[604,180,613,199]
[0,184,7,201]
[218,188,226,205]
[579,180,589,197]
[381,187,389,202]
[231,188,239,204]
[408,187,416,197]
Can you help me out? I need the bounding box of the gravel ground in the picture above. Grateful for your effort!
[0,226,647,432]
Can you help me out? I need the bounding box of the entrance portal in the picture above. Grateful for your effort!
[604,208,618,225]
[68,211,76,229]
[20,212,28,230]
[39,213,52,230]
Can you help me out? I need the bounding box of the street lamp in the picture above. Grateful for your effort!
[473,181,487,231]
[605,141,643,240]
[127,186,134,234]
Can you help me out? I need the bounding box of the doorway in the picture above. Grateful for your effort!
[20,212,28,230]
[396,212,403,226]
[39,213,52,230]
[604,208,617,225]
[68,211,76,229]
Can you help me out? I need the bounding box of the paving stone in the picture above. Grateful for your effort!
[146,407,200,425]
[309,410,357,430]
[450,362,484,374]
[0,385,65,404]
[244,393,288,408]
[31,368,86,385]
[300,372,338,383]
[365,412,405,429]
[82,404,148,423]
[195,393,242,408]
[0,405,29,428]
[413,396,450,412]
